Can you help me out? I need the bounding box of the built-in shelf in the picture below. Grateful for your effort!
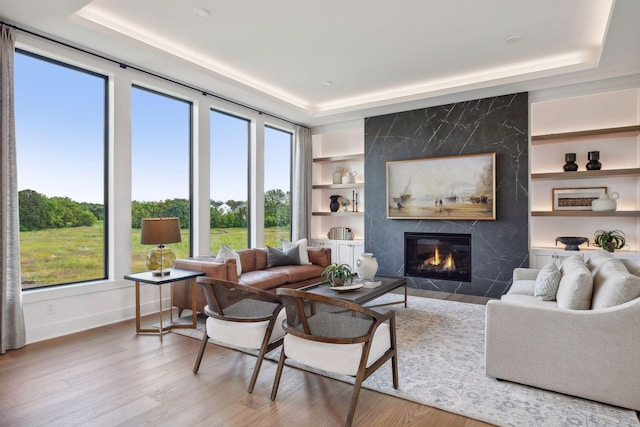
[312,154,364,163]
[312,183,365,189]
[312,212,365,216]
[531,125,640,145]
[531,168,640,180]
[531,211,640,217]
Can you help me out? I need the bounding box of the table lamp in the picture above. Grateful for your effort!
[140,217,182,276]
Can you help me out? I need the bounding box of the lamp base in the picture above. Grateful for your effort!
[151,269,172,276]
[146,245,177,275]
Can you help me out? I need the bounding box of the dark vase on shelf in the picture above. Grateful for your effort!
[329,195,340,212]
[586,151,602,170]
[563,153,578,171]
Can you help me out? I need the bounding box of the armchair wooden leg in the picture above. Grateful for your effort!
[391,353,399,389]
[193,330,209,374]
[248,350,266,393]
[345,374,365,427]
[270,348,287,401]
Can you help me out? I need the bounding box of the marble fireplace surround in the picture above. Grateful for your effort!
[364,92,529,298]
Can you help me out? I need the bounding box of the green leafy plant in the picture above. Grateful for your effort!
[321,263,354,287]
[593,229,626,252]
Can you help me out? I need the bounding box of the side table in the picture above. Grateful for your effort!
[124,269,205,341]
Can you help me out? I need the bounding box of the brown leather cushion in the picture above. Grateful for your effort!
[174,256,229,278]
[239,270,289,290]
[269,264,325,283]
[308,247,331,267]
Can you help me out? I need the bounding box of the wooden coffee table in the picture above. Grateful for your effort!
[301,275,407,308]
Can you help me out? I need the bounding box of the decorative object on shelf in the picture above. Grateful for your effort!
[329,195,340,212]
[554,236,589,251]
[354,191,359,212]
[386,152,496,220]
[140,217,182,275]
[340,196,351,212]
[593,229,626,253]
[355,253,378,279]
[586,151,602,170]
[333,167,343,184]
[591,192,619,211]
[552,187,607,211]
[341,170,357,184]
[563,153,578,171]
[321,263,354,287]
[327,226,353,240]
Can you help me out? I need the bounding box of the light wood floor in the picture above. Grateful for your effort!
[0,290,495,427]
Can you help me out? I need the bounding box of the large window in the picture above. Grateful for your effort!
[210,110,249,251]
[264,126,292,246]
[131,86,192,273]
[15,51,108,289]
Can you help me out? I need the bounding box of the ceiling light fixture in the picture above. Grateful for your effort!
[506,35,522,44]
[194,8,211,18]
[322,81,334,86]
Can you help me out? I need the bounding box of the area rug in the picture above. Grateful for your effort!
[171,295,639,427]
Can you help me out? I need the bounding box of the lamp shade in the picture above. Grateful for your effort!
[140,217,182,245]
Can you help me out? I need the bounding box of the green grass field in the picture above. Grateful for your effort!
[20,222,289,288]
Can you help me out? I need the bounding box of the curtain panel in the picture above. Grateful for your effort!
[0,24,26,354]
[291,125,312,241]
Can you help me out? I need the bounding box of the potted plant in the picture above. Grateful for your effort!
[321,263,354,287]
[593,229,626,252]
[340,196,351,212]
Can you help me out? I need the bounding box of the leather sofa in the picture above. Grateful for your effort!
[485,251,640,411]
[172,246,332,315]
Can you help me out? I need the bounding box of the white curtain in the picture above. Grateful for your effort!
[291,125,312,241]
[0,24,25,354]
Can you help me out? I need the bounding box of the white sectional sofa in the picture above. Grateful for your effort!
[485,250,640,411]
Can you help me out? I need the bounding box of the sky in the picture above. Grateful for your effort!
[15,51,291,205]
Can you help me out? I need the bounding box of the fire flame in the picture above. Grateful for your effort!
[431,247,440,265]
[429,247,456,271]
[444,253,455,271]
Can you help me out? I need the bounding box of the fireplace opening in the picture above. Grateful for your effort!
[404,232,471,282]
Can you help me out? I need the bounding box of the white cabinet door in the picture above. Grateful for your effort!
[530,249,583,269]
[336,240,364,269]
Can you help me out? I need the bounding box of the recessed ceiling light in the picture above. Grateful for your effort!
[194,8,211,18]
[506,35,522,44]
[322,80,333,86]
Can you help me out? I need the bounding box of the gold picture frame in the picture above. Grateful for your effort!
[386,152,496,220]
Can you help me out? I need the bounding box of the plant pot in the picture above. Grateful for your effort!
[604,241,617,252]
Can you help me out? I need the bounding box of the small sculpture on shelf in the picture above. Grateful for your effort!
[329,195,340,212]
[586,151,602,170]
[563,153,578,171]
[333,167,343,184]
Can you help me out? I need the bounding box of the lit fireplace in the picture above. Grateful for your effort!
[404,232,471,282]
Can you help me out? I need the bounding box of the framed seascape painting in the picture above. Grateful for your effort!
[386,152,496,220]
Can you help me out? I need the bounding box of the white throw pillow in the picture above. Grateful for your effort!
[534,263,561,301]
[216,245,242,277]
[557,256,592,310]
[591,258,640,309]
[282,238,311,265]
[586,250,614,275]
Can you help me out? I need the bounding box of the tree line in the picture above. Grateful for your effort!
[18,189,290,231]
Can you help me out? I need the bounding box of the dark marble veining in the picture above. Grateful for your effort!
[364,93,529,298]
